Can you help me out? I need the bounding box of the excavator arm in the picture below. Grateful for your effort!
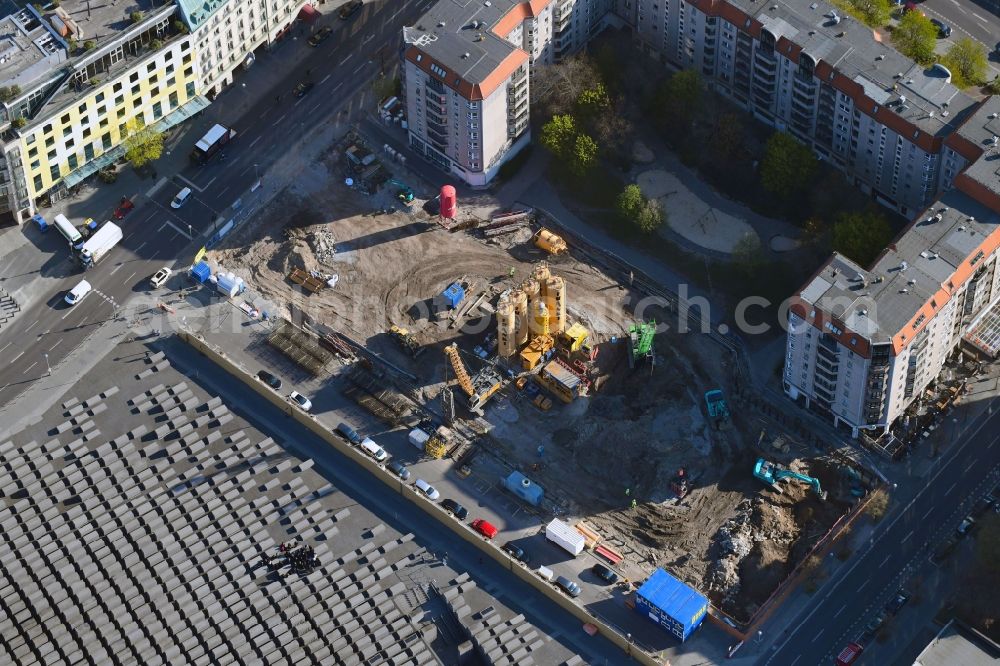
[775,470,826,500]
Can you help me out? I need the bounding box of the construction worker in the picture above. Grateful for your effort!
[625,488,631,497]
[631,499,637,510]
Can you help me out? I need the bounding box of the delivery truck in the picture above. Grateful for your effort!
[77,221,122,269]
[545,518,585,557]
[190,124,236,164]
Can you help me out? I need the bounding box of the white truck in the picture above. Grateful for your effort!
[78,221,123,269]
[408,428,429,451]
[545,518,585,557]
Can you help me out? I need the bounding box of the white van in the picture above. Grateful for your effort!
[64,279,92,305]
[359,437,387,462]
[170,187,192,209]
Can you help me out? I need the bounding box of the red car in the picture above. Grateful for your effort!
[834,643,863,666]
[471,519,498,540]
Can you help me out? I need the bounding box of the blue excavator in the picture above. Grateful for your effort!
[753,458,827,500]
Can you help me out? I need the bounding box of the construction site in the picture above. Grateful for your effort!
[205,130,868,626]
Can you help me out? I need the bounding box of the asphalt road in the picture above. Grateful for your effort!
[0,0,428,408]
[919,0,1000,53]
[762,404,1000,665]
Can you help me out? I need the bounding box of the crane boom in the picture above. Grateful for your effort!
[444,343,474,397]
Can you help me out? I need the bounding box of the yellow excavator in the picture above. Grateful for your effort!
[444,343,503,413]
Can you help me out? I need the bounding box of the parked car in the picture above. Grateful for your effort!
[308,26,332,46]
[149,267,172,288]
[956,516,976,537]
[554,575,581,598]
[929,18,951,38]
[387,460,410,481]
[256,370,282,390]
[471,519,498,540]
[335,422,361,444]
[358,437,387,462]
[834,642,863,666]
[884,589,910,615]
[293,81,315,98]
[64,279,92,306]
[440,499,468,520]
[288,390,312,412]
[501,542,530,563]
[591,563,619,585]
[859,612,886,644]
[415,479,440,500]
[170,186,192,209]
[339,0,362,19]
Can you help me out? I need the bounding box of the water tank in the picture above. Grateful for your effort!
[512,289,529,345]
[545,276,567,334]
[529,300,550,336]
[497,300,517,358]
[440,185,457,219]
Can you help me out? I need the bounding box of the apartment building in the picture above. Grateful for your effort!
[402,0,612,186]
[618,0,980,217]
[180,0,308,98]
[783,96,1000,438]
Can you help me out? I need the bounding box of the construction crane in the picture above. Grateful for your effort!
[444,343,503,413]
[753,458,827,500]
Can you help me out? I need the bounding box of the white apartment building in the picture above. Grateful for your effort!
[783,97,1000,437]
[178,0,309,97]
[402,0,612,186]
[618,0,981,217]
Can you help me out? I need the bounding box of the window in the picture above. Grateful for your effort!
[29,159,39,170]
[117,108,126,119]
[33,174,43,191]
[60,113,70,124]
[168,91,179,108]
[185,82,196,97]
[28,147,37,158]
[149,87,159,98]
[102,134,113,150]
[100,118,109,128]
[50,165,60,181]
[152,102,162,119]
[95,92,105,103]
[115,95,124,107]
[131,84,141,97]
[147,61,156,73]
[113,82,123,93]
[184,65,194,77]
[45,136,54,148]
[130,72,139,83]
[183,52,192,64]
[84,144,94,160]
[165,63,175,75]
[65,138,74,149]
[67,154,78,170]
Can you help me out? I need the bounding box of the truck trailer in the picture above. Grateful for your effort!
[78,221,123,269]
[545,519,585,557]
[190,124,236,164]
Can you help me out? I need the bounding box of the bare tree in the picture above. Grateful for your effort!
[531,55,601,119]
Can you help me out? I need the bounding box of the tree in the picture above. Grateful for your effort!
[833,211,892,267]
[575,83,610,123]
[863,487,890,522]
[569,133,598,177]
[892,12,938,65]
[616,184,644,222]
[976,513,1000,572]
[760,132,818,198]
[942,38,989,88]
[130,10,143,23]
[539,114,577,160]
[846,0,891,27]
[0,85,21,102]
[732,233,765,271]
[653,69,702,136]
[711,112,745,159]
[635,199,664,233]
[122,118,164,168]
[532,55,601,119]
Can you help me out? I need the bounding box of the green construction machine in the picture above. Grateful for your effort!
[388,179,414,204]
[753,458,826,500]
[704,389,731,430]
[627,320,656,369]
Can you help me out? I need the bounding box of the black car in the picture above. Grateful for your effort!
[555,575,581,598]
[929,18,951,38]
[387,460,410,481]
[294,81,315,98]
[884,589,910,615]
[591,563,619,585]
[335,422,361,444]
[308,26,332,47]
[339,0,362,19]
[440,498,468,520]
[501,542,530,563]
[256,370,281,390]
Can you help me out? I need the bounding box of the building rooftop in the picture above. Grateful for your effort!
[913,620,1000,666]
[725,0,979,137]
[0,2,68,90]
[797,187,1000,346]
[403,0,531,100]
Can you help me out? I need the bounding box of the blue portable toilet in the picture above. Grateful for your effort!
[33,214,48,232]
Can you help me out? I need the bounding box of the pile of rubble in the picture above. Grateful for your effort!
[705,499,753,605]
[311,229,337,266]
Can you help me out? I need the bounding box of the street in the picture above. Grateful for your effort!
[762,403,1000,665]
[918,0,1000,56]
[0,0,430,408]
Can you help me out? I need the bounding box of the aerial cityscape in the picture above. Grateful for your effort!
[0,0,998,663]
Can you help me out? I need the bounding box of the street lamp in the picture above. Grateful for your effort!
[43,353,50,375]
[187,224,193,239]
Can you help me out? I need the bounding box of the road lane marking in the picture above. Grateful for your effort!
[23,361,37,374]
[24,320,38,332]
[333,82,343,90]
[923,505,935,519]
[945,481,957,495]
[250,136,262,149]
[123,270,137,284]
[880,553,892,567]
[294,95,305,107]
[857,578,869,593]
[363,34,374,44]
[109,263,123,275]
[0,342,10,354]
[48,339,62,351]
[812,628,824,642]
[273,113,287,127]
[157,221,170,232]
[219,186,230,198]
[833,604,847,617]
[352,63,366,75]
[160,218,192,239]
[971,12,989,22]
[790,656,801,666]
[902,529,913,541]
[321,74,331,84]
[964,460,978,474]
[134,241,147,253]
[12,351,24,362]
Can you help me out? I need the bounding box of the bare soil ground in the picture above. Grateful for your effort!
[208,133,853,623]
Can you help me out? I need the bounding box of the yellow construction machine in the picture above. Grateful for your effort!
[444,343,503,413]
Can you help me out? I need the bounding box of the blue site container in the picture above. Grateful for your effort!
[634,569,708,641]
[502,471,544,506]
[440,282,464,310]
[190,261,212,284]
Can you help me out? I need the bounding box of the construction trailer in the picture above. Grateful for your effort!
[501,471,544,507]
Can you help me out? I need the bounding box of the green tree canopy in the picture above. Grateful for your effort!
[942,38,989,88]
[122,118,164,168]
[569,133,599,176]
[616,184,664,233]
[892,11,938,65]
[844,0,892,27]
[732,233,765,271]
[539,114,577,160]
[635,199,664,233]
[655,69,702,129]
[575,82,610,122]
[832,211,892,267]
[616,184,644,221]
[760,132,818,198]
